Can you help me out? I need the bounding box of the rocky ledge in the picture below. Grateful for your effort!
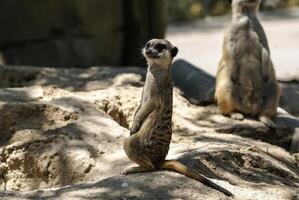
[0,65,298,200]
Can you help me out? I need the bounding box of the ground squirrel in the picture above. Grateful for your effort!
[215,0,280,127]
[122,39,233,197]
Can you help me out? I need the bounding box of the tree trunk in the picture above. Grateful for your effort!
[123,0,167,66]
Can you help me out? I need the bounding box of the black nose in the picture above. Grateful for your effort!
[145,48,159,58]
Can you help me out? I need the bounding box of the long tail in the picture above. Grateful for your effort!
[161,160,234,197]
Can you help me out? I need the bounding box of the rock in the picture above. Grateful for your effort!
[292,130,299,153]
[172,59,215,105]
[280,81,299,117]
[0,85,129,191]
[0,134,298,199]
[0,65,298,200]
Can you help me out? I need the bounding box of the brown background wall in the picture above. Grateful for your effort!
[0,0,166,67]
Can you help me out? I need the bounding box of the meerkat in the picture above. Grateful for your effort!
[122,39,233,197]
[215,0,280,127]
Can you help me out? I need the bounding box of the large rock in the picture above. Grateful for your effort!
[0,85,130,191]
[0,65,298,199]
[0,127,298,199]
[280,81,299,117]
[172,59,215,105]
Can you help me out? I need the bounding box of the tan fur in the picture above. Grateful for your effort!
[143,47,172,68]
[123,39,233,197]
[215,0,280,127]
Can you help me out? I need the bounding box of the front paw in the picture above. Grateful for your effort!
[130,129,137,135]
[259,115,276,128]
[130,121,141,134]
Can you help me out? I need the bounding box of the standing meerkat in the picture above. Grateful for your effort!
[215,0,280,127]
[122,39,233,197]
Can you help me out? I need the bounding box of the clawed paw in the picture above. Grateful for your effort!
[130,129,136,135]
[259,116,276,128]
[264,120,276,128]
[130,121,141,134]
[130,126,138,135]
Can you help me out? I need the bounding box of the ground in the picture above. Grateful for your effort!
[0,65,298,200]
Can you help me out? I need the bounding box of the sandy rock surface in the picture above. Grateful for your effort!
[0,66,298,200]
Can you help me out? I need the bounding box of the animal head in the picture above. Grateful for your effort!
[143,39,178,68]
[231,0,261,13]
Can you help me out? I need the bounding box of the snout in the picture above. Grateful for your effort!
[145,48,159,58]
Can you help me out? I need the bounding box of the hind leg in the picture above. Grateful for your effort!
[259,83,280,128]
[216,86,245,121]
[122,137,155,175]
[121,165,155,175]
[121,156,155,175]
[215,81,234,114]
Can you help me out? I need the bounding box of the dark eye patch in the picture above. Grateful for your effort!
[146,43,150,49]
[155,43,167,52]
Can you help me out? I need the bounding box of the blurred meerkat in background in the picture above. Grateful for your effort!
[215,0,280,127]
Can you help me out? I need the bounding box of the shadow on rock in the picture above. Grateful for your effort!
[172,59,215,105]
[0,65,146,91]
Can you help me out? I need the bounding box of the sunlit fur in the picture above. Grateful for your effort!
[142,39,175,69]
[232,0,261,18]
[122,39,233,197]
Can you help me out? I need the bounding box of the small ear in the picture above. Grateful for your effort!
[171,47,178,57]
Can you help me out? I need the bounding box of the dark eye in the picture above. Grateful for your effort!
[145,43,150,49]
[155,43,167,52]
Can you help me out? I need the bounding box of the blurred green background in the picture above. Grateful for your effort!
[0,0,298,68]
[168,0,299,22]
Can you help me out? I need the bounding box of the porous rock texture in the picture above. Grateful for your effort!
[0,65,298,200]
